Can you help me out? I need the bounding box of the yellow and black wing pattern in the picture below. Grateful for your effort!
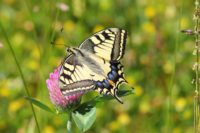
[59,28,127,103]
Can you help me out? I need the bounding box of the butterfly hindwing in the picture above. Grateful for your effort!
[59,54,96,96]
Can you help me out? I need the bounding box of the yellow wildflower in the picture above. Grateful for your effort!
[9,99,25,113]
[0,88,10,97]
[31,47,40,60]
[0,81,10,97]
[99,0,111,11]
[108,121,119,131]
[55,37,65,49]
[180,17,189,29]
[163,60,173,74]
[126,76,136,86]
[117,113,130,125]
[173,127,181,133]
[134,85,143,97]
[64,20,75,32]
[145,6,156,18]
[26,59,39,71]
[43,125,55,133]
[183,110,191,120]
[142,22,156,34]
[175,97,186,112]
[93,25,104,33]
[139,101,150,114]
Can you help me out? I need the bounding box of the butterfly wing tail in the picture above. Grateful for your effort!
[113,88,123,104]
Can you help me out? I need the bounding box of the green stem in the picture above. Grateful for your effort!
[67,112,72,133]
[194,0,200,133]
[0,22,40,133]
[24,0,41,55]
[165,3,182,133]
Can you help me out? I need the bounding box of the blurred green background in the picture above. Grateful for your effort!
[0,0,196,133]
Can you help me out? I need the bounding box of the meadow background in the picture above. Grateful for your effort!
[0,0,196,133]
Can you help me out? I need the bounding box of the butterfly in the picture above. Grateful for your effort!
[59,28,127,103]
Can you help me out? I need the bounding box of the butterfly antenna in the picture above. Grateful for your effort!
[50,26,67,47]
[50,40,69,47]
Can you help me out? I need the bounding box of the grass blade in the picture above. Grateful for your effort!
[25,96,54,113]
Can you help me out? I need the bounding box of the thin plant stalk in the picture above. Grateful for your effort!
[0,22,41,133]
[67,112,72,133]
[194,0,200,132]
[165,3,182,133]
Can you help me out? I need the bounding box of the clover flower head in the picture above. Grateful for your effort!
[46,66,83,109]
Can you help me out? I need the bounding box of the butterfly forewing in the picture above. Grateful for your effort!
[59,54,95,96]
[79,28,127,61]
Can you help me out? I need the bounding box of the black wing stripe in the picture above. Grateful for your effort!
[94,35,103,42]
[62,73,72,80]
[59,76,66,84]
[111,29,127,61]
[118,30,127,60]
[63,65,74,73]
[108,29,115,34]
[102,31,111,39]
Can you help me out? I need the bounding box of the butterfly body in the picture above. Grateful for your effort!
[59,28,127,103]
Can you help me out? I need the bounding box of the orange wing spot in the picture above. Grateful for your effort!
[108,80,115,86]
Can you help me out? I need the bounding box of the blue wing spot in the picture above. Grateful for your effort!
[95,81,104,88]
[104,79,109,85]
[111,65,117,70]
[103,80,110,88]
[108,73,114,80]
[111,70,118,78]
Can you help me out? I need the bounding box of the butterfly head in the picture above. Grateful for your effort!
[66,47,84,56]
[66,47,74,53]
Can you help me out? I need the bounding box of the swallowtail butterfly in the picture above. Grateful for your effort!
[59,28,127,103]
